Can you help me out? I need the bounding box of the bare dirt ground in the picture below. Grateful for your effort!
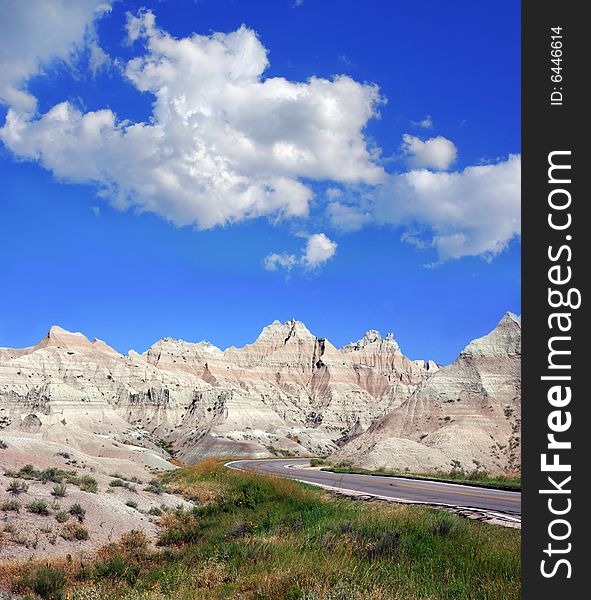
[0,432,191,562]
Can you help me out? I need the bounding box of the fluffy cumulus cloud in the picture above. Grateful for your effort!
[401,133,457,170]
[0,4,521,265]
[329,154,521,260]
[0,9,384,229]
[0,0,111,112]
[264,233,337,272]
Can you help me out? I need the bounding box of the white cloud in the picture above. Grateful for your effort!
[411,115,433,129]
[302,233,337,267]
[264,233,337,272]
[0,1,111,113]
[263,252,298,272]
[401,133,457,170]
[1,10,384,230]
[327,201,371,232]
[374,154,521,260]
[0,6,521,266]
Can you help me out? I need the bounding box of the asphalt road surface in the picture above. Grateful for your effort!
[227,458,521,520]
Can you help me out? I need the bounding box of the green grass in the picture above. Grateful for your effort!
[322,465,521,491]
[9,458,520,599]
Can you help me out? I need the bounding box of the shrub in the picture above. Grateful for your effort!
[148,506,163,516]
[69,502,86,521]
[39,467,65,484]
[52,483,67,497]
[18,566,66,600]
[7,479,28,495]
[144,479,164,495]
[56,510,70,523]
[309,457,326,467]
[1,499,20,512]
[19,464,37,478]
[79,475,98,493]
[27,499,50,516]
[119,529,149,558]
[125,499,139,510]
[60,521,89,541]
[109,478,136,492]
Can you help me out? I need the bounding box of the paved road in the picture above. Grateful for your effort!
[227,458,521,519]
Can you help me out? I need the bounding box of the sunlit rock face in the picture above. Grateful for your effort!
[0,316,520,473]
[0,320,435,461]
[332,313,521,474]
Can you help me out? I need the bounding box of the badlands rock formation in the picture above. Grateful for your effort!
[0,320,435,467]
[332,313,521,474]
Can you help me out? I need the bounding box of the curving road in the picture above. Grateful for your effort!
[227,458,521,521]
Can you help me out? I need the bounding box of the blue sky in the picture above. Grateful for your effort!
[0,0,520,364]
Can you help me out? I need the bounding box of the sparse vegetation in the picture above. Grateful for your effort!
[1,499,20,512]
[4,459,520,599]
[110,473,143,484]
[7,479,28,495]
[68,502,86,522]
[51,483,67,497]
[79,474,99,493]
[125,499,139,510]
[309,457,326,467]
[144,479,164,495]
[56,510,70,523]
[155,437,176,457]
[109,478,136,492]
[4,464,98,493]
[60,521,89,541]
[26,499,50,516]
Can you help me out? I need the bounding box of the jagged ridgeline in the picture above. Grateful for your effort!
[0,314,520,474]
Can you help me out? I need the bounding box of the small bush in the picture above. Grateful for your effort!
[119,529,149,558]
[109,478,136,492]
[125,499,139,510]
[309,457,326,467]
[79,475,98,493]
[27,499,50,516]
[111,473,142,484]
[19,464,37,478]
[39,467,66,484]
[56,510,70,523]
[51,483,67,497]
[61,521,89,541]
[1,499,20,512]
[7,479,28,495]
[69,502,86,522]
[148,506,163,516]
[18,566,66,600]
[144,479,164,495]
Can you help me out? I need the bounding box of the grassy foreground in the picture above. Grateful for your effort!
[1,459,520,600]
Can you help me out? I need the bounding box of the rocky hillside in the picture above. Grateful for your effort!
[0,320,435,466]
[332,313,521,474]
